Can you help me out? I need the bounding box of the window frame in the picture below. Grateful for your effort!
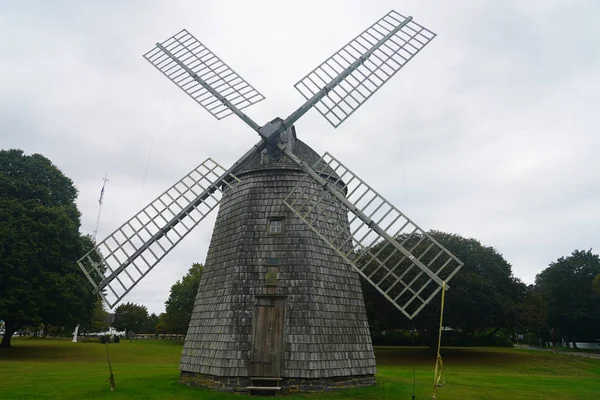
[267,217,284,235]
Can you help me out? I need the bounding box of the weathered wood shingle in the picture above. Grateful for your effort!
[180,140,376,382]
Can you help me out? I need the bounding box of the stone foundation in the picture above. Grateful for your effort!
[179,371,376,393]
[282,374,376,394]
[179,372,250,392]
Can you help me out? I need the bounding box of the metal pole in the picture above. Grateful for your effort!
[93,175,109,240]
[436,281,446,355]
[432,281,447,398]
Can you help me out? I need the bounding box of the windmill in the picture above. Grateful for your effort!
[78,10,463,394]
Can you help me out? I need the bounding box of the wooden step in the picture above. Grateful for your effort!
[250,377,283,381]
[246,386,281,390]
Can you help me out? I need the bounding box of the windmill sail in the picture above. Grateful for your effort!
[284,152,462,319]
[293,10,435,128]
[74,9,462,391]
[144,29,265,124]
[78,9,458,320]
[77,159,239,308]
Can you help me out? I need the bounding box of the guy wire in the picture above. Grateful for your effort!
[396,100,409,212]
[139,98,164,208]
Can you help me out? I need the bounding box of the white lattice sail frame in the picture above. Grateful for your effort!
[284,152,462,319]
[78,159,239,308]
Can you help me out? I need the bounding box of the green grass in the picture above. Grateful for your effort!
[1,338,599,400]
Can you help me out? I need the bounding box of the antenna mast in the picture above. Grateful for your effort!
[92,175,109,241]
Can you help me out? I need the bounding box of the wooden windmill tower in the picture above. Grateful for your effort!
[78,10,463,394]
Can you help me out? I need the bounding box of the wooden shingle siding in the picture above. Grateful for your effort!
[179,140,376,386]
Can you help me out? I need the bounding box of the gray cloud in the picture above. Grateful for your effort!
[2,0,599,313]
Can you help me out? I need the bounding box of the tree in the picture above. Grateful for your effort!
[425,232,524,335]
[163,263,203,334]
[38,234,100,338]
[536,249,600,346]
[80,299,110,334]
[112,302,149,337]
[155,313,170,334]
[514,284,547,338]
[593,274,600,296]
[361,231,524,347]
[0,149,95,348]
[140,313,159,334]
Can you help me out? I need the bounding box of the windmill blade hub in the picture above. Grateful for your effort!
[258,119,284,141]
[258,117,297,160]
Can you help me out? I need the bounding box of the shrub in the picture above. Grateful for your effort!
[370,329,513,347]
[371,330,423,346]
[441,331,513,347]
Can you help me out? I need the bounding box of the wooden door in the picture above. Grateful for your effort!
[250,296,285,377]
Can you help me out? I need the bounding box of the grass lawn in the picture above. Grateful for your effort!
[1,338,599,399]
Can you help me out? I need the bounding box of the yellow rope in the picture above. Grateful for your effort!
[432,281,446,400]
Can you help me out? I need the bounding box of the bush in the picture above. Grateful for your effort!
[371,330,423,346]
[370,329,513,347]
[519,332,541,346]
[96,335,122,344]
[441,331,513,347]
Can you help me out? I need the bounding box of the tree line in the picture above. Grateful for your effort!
[361,232,600,348]
[106,263,203,337]
[110,235,600,350]
[1,149,599,348]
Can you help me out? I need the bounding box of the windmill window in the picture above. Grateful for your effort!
[268,218,284,234]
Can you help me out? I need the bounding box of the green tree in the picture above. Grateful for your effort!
[593,274,600,296]
[80,299,110,334]
[514,284,547,337]
[361,231,524,346]
[536,249,600,346]
[155,313,171,334]
[0,149,95,348]
[38,235,99,338]
[163,263,203,334]
[425,232,524,335]
[140,313,159,334]
[112,302,149,337]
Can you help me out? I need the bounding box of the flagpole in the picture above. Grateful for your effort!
[74,175,109,345]
[93,175,109,241]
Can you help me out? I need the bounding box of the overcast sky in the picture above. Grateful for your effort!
[2,0,599,314]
